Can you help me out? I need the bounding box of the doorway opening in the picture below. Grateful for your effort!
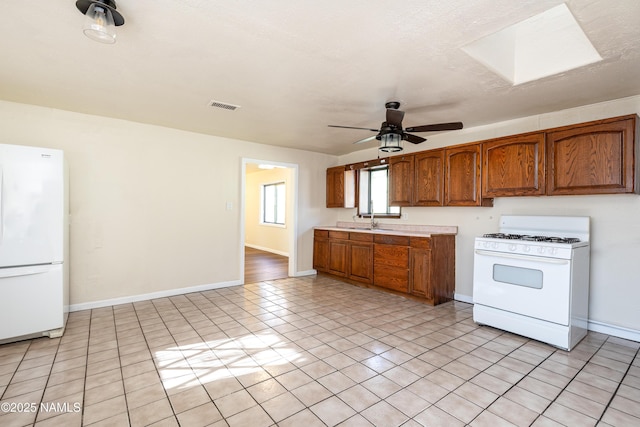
[240,159,298,284]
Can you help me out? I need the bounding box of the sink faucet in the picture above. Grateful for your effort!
[370,200,378,229]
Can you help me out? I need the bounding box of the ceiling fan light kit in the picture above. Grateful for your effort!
[76,0,125,44]
[379,133,403,152]
[329,102,463,153]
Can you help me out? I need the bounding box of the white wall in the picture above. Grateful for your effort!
[337,95,640,335]
[0,100,338,307]
[245,167,292,256]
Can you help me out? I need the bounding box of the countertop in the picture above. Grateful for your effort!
[315,222,458,237]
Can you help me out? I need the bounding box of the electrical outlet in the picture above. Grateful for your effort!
[401,212,408,220]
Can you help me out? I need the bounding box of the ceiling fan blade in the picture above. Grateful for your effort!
[404,133,426,144]
[386,108,405,127]
[328,125,379,132]
[353,135,379,145]
[405,122,464,133]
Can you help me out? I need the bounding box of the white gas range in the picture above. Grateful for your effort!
[472,215,590,351]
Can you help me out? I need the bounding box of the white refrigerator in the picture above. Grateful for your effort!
[0,144,69,342]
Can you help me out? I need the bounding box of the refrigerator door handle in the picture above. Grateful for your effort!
[0,264,54,279]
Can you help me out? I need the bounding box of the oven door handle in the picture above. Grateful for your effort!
[475,249,570,265]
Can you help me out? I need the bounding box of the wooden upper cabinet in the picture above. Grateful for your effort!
[414,149,445,206]
[546,115,639,195]
[326,166,344,208]
[388,155,414,206]
[445,144,488,206]
[482,133,546,197]
[327,115,638,204]
[326,166,356,208]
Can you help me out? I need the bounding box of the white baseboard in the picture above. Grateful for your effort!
[69,279,242,312]
[458,293,640,343]
[587,319,640,343]
[294,269,317,277]
[454,293,474,304]
[245,244,289,257]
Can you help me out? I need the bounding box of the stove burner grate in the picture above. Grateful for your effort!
[482,233,580,244]
[482,233,524,239]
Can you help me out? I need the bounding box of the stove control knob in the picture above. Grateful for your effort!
[537,246,545,254]
[551,248,558,255]
[523,245,531,253]
[492,242,498,249]
[508,244,517,251]
[483,241,490,249]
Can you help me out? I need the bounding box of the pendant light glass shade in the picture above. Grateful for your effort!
[379,133,403,152]
[83,3,116,44]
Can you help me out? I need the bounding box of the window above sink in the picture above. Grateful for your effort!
[358,165,401,218]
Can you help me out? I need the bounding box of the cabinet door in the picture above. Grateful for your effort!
[328,240,349,276]
[326,166,344,208]
[482,133,545,197]
[326,166,356,208]
[444,144,484,206]
[546,116,638,195]
[388,155,414,206]
[313,238,329,272]
[410,248,432,300]
[349,242,373,284]
[414,149,444,206]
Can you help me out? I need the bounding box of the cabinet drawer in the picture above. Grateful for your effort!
[374,245,409,267]
[410,237,431,249]
[350,232,373,242]
[374,265,409,292]
[328,231,349,240]
[374,234,410,246]
[314,229,329,239]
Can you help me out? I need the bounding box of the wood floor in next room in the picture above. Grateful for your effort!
[244,246,288,284]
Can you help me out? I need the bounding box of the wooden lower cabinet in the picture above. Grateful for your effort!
[314,230,373,283]
[313,230,329,272]
[410,249,431,297]
[314,229,455,305]
[409,236,455,305]
[328,240,349,277]
[374,243,410,293]
[349,238,374,284]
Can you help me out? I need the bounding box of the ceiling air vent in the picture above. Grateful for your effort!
[209,100,241,111]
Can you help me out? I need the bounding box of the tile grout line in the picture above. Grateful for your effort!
[78,310,93,427]
[524,335,609,426]
[595,342,640,425]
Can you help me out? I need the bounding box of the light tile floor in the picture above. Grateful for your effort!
[1,275,639,426]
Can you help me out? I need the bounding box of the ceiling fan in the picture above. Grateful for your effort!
[328,101,463,152]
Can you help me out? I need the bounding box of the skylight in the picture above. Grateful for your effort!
[462,3,602,85]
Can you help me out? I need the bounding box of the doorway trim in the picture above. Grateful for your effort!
[240,158,299,283]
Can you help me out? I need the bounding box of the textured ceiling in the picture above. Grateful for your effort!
[1,0,639,155]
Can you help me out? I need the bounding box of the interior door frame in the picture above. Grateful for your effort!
[240,158,299,283]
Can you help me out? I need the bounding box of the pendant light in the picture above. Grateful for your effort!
[379,132,403,153]
[76,0,125,44]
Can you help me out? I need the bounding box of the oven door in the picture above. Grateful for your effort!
[473,249,571,325]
